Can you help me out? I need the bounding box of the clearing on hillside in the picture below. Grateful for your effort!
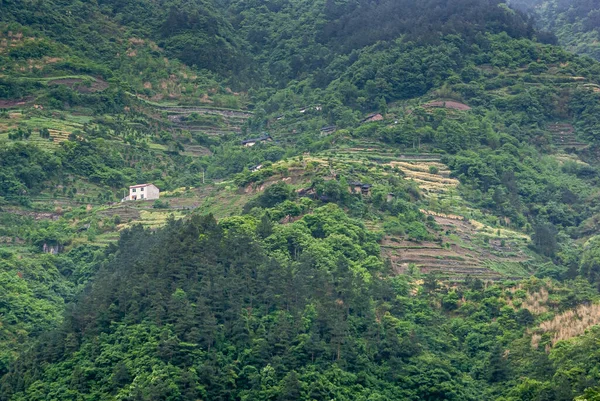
[382,213,531,280]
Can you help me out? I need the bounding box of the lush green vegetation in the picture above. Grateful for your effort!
[3,212,600,400]
[510,0,600,60]
[3,0,600,400]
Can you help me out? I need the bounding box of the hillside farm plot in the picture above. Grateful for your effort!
[181,144,212,157]
[422,100,471,111]
[161,105,251,136]
[322,144,442,164]
[46,76,109,93]
[97,205,142,222]
[0,113,86,148]
[548,122,587,149]
[383,213,531,280]
[388,161,458,196]
[119,209,185,230]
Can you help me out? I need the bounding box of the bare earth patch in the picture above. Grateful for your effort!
[423,100,471,111]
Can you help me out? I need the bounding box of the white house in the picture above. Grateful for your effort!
[128,183,160,201]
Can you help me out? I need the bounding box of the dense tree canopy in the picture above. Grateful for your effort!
[3,0,600,400]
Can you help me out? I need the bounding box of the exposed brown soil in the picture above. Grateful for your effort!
[0,236,25,245]
[423,100,471,111]
[162,106,252,119]
[548,122,586,148]
[182,144,212,157]
[5,208,61,221]
[0,98,30,107]
[382,214,529,279]
[97,206,141,221]
[47,77,109,93]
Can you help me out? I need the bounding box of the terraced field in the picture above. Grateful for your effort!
[305,145,532,280]
[0,111,86,149]
[161,105,251,136]
[97,205,142,221]
[382,214,531,280]
[322,145,459,201]
[181,144,212,156]
[389,161,458,196]
[322,145,442,163]
[548,122,586,149]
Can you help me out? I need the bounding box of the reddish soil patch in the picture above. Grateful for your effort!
[382,214,529,279]
[423,101,471,111]
[97,206,141,221]
[48,77,108,93]
[0,98,30,107]
[548,122,585,147]
[6,208,60,221]
[48,78,83,86]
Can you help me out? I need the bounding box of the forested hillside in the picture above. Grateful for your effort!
[3,0,600,399]
[509,0,600,60]
[2,213,600,400]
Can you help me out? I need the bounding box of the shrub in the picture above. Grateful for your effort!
[153,199,170,209]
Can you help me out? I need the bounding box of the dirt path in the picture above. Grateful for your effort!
[159,106,252,119]
[0,98,30,107]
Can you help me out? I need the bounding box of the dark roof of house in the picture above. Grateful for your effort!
[297,187,316,197]
[349,182,372,189]
[361,113,383,123]
[320,125,336,131]
[130,183,157,189]
[241,135,271,144]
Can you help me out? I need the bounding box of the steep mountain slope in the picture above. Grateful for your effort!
[510,0,600,60]
[1,214,599,401]
[3,0,600,400]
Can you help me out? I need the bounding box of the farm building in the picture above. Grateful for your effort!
[320,125,337,134]
[349,181,372,195]
[127,183,160,201]
[241,134,272,147]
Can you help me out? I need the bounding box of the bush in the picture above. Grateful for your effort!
[153,199,170,209]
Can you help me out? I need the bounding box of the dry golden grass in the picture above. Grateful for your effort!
[405,171,458,185]
[534,303,600,347]
[387,161,458,197]
[507,284,551,315]
[553,154,590,166]
[390,161,449,173]
[470,220,530,240]
[128,37,146,45]
[531,333,542,349]
[409,178,447,189]
[411,279,424,295]
[420,209,464,221]
[523,288,550,315]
